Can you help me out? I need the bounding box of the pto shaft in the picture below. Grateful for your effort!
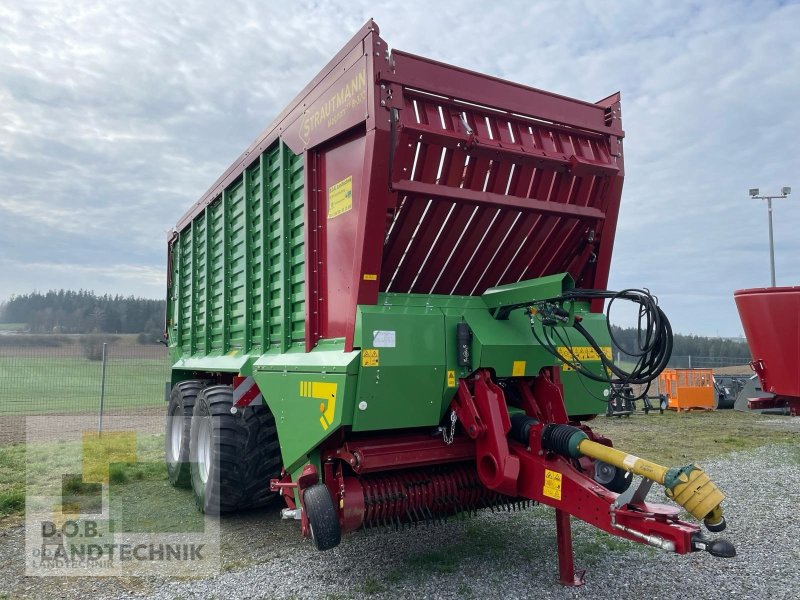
[541,424,726,532]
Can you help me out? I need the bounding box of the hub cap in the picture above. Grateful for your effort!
[594,460,616,485]
[168,409,183,463]
[197,417,212,484]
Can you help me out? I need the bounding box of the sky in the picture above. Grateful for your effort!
[0,0,798,337]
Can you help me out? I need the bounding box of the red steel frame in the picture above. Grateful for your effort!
[303,367,700,586]
[172,20,625,353]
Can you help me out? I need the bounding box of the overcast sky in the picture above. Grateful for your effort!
[1,0,798,336]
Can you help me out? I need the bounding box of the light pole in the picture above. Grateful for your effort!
[749,187,791,287]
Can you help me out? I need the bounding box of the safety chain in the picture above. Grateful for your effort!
[442,410,458,445]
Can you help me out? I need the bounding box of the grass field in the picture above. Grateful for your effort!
[591,408,797,464]
[0,355,169,415]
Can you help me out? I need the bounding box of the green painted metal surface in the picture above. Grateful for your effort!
[351,291,612,423]
[252,355,359,473]
[482,273,574,317]
[167,141,305,372]
[353,307,446,431]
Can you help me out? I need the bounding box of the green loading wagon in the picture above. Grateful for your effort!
[164,20,734,586]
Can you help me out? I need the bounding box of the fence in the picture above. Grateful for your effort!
[0,340,169,443]
[666,355,752,370]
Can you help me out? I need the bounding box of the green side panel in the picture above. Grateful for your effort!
[462,308,557,376]
[353,307,446,431]
[555,311,614,416]
[481,273,574,315]
[350,289,613,426]
[252,348,359,473]
[167,141,305,371]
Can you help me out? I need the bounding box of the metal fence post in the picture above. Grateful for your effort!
[98,342,108,434]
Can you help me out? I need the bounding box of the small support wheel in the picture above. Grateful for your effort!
[593,460,632,494]
[303,484,341,551]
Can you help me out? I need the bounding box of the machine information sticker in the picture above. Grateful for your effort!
[362,349,379,367]
[328,176,353,219]
[512,360,526,376]
[557,346,611,371]
[372,330,396,348]
[543,469,563,500]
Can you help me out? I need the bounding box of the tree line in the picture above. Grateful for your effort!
[1,290,751,360]
[0,290,165,336]
[610,325,750,360]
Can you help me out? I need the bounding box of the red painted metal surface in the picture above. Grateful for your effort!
[174,20,625,352]
[510,440,697,554]
[456,372,519,496]
[323,433,475,474]
[555,509,585,586]
[311,369,701,580]
[458,371,699,558]
[381,81,622,302]
[735,286,800,405]
[339,464,526,532]
[747,395,800,415]
[318,133,365,340]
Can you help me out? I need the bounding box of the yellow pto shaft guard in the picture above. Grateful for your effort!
[576,439,726,530]
[539,424,726,532]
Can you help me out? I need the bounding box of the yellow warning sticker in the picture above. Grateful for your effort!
[543,469,563,500]
[328,175,353,219]
[447,370,456,387]
[362,349,379,367]
[512,360,526,377]
[363,273,377,281]
[557,346,611,371]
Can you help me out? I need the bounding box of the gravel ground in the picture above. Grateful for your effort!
[1,442,798,600]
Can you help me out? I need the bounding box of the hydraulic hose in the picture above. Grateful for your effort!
[541,424,726,532]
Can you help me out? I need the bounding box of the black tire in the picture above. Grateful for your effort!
[304,483,341,551]
[189,385,282,514]
[166,380,205,488]
[593,460,633,494]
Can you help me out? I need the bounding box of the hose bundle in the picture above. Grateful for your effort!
[530,288,673,400]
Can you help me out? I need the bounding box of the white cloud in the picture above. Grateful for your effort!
[0,0,798,337]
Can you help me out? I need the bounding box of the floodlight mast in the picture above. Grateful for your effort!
[749,187,792,287]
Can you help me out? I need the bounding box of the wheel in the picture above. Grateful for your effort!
[593,460,632,494]
[303,483,341,551]
[189,384,282,514]
[165,380,205,488]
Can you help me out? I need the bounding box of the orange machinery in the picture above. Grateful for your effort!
[658,369,715,411]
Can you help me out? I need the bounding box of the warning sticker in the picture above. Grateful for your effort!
[328,176,353,219]
[543,469,563,500]
[557,346,612,371]
[512,360,526,377]
[362,349,379,367]
[447,370,456,387]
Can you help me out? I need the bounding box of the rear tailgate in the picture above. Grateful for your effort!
[380,50,624,298]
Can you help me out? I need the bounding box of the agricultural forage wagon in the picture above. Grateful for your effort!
[164,21,735,585]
